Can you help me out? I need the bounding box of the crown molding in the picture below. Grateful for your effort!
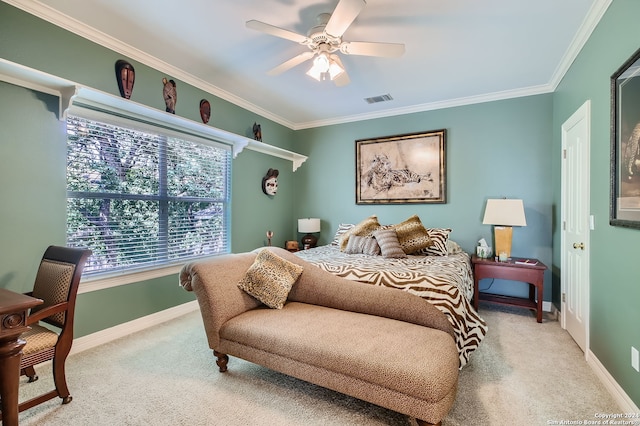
[5,0,611,131]
[548,0,613,90]
[3,0,297,130]
[293,84,554,130]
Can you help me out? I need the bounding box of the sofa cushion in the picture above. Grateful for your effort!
[237,249,303,309]
[219,302,459,403]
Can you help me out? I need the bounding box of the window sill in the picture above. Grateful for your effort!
[78,264,184,294]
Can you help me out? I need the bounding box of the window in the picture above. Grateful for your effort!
[66,114,231,276]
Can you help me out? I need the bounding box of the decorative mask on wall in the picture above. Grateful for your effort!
[115,60,135,99]
[199,99,211,124]
[162,77,177,114]
[262,168,279,196]
[253,122,262,141]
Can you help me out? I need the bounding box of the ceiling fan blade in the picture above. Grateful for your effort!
[267,51,315,76]
[246,20,310,44]
[325,0,366,38]
[334,71,350,87]
[330,55,351,87]
[340,41,405,57]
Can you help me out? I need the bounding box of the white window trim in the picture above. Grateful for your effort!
[78,264,185,294]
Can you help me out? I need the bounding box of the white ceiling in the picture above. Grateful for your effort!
[10,0,608,129]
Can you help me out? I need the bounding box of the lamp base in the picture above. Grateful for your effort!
[301,234,318,250]
[494,226,513,258]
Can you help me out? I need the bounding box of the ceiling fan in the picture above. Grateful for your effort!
[246,0,405,86]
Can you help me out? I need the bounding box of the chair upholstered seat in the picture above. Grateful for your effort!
[21,325,59,356]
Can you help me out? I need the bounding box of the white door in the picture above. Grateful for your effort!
[561,100,591,353]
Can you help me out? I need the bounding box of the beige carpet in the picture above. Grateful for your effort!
[16,303,620,426]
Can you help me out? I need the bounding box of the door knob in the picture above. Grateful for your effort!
[573,242,585,250]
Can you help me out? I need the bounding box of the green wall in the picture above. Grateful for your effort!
[552,0,640,405]
[295,95,555,300]
[0,3,298,337]
[0,83,67,290]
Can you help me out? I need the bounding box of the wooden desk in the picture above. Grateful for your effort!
[472,255,547,323]
[0,289,43,426]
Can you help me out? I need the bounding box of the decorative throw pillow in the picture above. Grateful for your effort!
[339,215,381,251]
[344,235,363,254]
[391,215,434,254]
[446,239,463,255]
[237,249,304,309]
[331,223,355,246]
[344,235,381,255]
[373,229,407,258]
[416,228,451,256]
[360,237,382,256]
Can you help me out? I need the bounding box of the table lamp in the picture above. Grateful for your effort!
[298,218,321,249]
[482,199,527,258]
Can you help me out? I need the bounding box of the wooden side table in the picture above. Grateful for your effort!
[0,288,43,426]
[472,255,547,323]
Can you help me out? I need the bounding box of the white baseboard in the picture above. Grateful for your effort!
[70,300,199,355]
[587,350,640,412]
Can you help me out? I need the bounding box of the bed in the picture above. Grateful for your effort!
[295,219,488,368]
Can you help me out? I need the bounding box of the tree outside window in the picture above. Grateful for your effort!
[66,115,231,275]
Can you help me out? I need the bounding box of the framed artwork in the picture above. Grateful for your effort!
[611,47,640,228]
[356,129,446,204]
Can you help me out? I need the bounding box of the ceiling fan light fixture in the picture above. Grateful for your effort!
[306,52,344,82]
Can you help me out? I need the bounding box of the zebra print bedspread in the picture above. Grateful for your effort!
[295,245,487,367]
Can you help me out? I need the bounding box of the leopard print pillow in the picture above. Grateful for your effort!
[391,214,434,254]
[237,249,304,309]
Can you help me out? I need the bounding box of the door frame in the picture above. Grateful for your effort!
[560,100,591,355]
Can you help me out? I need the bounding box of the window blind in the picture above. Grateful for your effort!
[66,114,231,276]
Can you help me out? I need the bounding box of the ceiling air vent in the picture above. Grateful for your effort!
[364,94,393,104]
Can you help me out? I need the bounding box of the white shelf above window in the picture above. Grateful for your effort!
[245,139,308,172]
[0,59,307,171]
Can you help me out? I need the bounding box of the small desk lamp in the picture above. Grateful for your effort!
[482,199,527,258]
[298,218,321,249]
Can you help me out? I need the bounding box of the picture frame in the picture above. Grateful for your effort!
[611,47,640,228]
[356,129,446,204]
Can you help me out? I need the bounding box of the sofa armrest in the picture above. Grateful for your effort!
[180,252,262,349]
[264,247,455,339]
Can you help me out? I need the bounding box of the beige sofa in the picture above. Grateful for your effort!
[180,247,459,426]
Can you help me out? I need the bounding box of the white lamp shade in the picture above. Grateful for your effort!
[482,199,527,226]
[298,218,321,233]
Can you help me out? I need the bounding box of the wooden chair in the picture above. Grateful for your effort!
[17,245,91,412]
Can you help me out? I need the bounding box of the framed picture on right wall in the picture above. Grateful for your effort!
[611,47,640,228]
